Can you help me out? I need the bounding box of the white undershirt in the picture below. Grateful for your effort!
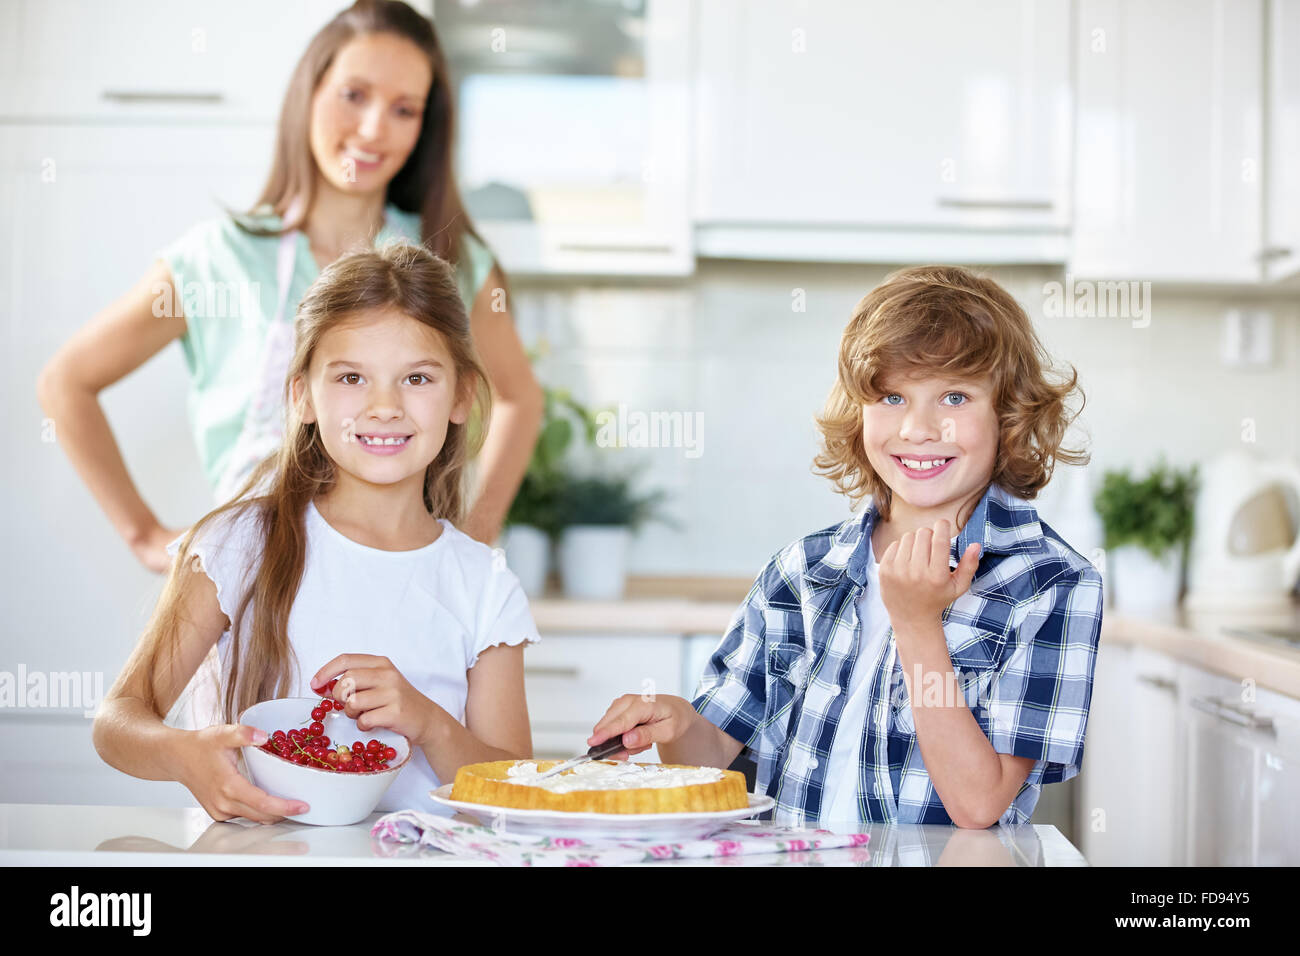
[820,537,891,824]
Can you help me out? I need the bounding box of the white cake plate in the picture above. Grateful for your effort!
[429,785,776,843]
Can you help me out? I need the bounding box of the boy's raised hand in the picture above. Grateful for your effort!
[877,517,982,630]
[588,693,693,760]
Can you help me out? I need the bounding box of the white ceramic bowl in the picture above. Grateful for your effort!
[239,698,411,826]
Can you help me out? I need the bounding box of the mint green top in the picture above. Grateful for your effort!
[155,204,495,495]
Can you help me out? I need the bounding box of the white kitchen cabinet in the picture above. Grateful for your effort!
[1076,640,1130,863]
[439,0,695,276]
[1072,0,1266,282]
[1078,641,1182,865]
[0,0,342,122]
[1252,684,1300,864]
[524,635,684,758]
[1264,0,1300,282]
[1181,661,1300,865]
[692,0,1072,262]
[1,122,272,808]
[1085,638,1300,867]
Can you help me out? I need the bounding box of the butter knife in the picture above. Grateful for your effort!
[533,734,630,782]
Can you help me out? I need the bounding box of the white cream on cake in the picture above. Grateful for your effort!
[504,760,725,793]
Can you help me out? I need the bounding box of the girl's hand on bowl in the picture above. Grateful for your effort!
[176,724,310,825]
[311,654,432,747]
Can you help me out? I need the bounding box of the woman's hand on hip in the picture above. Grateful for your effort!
[130,522,188,574]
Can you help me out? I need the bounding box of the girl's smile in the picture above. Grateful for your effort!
[355,432,413,453]
[294,309,470,498]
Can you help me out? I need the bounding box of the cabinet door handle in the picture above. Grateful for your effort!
[1255,246,1294,261]
[936,197,1055,211]
[524,665,581,679]
[1190,695,1275,735]
[101,90,226,104]
[1137,674,1177,692]
[552,242,678,255]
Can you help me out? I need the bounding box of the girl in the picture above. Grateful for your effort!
[36,0,543,571]
[92,240,537,824]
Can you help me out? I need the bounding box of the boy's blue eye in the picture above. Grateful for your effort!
[881,392,969,405]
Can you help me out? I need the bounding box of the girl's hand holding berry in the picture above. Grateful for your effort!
[311,654,438,749]
[175,723,310,825]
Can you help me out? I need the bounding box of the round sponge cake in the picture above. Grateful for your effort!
[451,759,749,814]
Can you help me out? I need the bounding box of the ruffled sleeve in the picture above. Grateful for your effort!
[164,503,265,635]
[467,546,541,669]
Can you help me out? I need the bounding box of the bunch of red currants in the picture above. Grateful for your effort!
[257,679,399,773]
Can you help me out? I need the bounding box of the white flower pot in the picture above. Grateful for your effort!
[558,525,631,600]
[502,524,550,597]
[1109,543,1182,612]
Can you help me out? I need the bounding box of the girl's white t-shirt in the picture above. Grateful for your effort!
[165,499,541,815]
[820,536,890,824]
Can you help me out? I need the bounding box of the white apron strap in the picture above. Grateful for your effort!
[211,198,305,503]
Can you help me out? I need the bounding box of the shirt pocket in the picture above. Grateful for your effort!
[760,641,811,732]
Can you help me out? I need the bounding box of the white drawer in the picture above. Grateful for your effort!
[524,634,684,728]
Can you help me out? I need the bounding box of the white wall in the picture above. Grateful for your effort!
[514,261,1300,578]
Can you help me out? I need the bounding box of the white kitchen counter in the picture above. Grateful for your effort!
[1104,599,1300,699]
[0,804,1086,866]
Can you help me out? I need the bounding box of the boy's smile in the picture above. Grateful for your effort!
[862,371,998,539]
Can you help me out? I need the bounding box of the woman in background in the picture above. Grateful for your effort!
[37,0,542,569]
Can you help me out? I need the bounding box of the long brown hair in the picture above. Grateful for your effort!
[235,0,482,265]
[128,240,491,726]
[813,264,1089,523]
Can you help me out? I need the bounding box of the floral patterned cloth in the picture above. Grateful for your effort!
[370,809,870,867]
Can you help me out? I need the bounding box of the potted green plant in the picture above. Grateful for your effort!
[502,382,600,596]
[554,471,670,600]
[1093,457,1199,612]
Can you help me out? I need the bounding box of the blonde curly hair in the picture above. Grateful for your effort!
[813,264,1089,522]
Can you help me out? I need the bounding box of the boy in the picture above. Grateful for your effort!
[589,265,1104,828]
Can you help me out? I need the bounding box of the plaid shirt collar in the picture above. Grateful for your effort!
[803,482,1048,589]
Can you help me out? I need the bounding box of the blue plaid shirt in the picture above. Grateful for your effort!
[692,482,1104,827]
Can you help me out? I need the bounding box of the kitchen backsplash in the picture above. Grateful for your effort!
[511,261,1300,577]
